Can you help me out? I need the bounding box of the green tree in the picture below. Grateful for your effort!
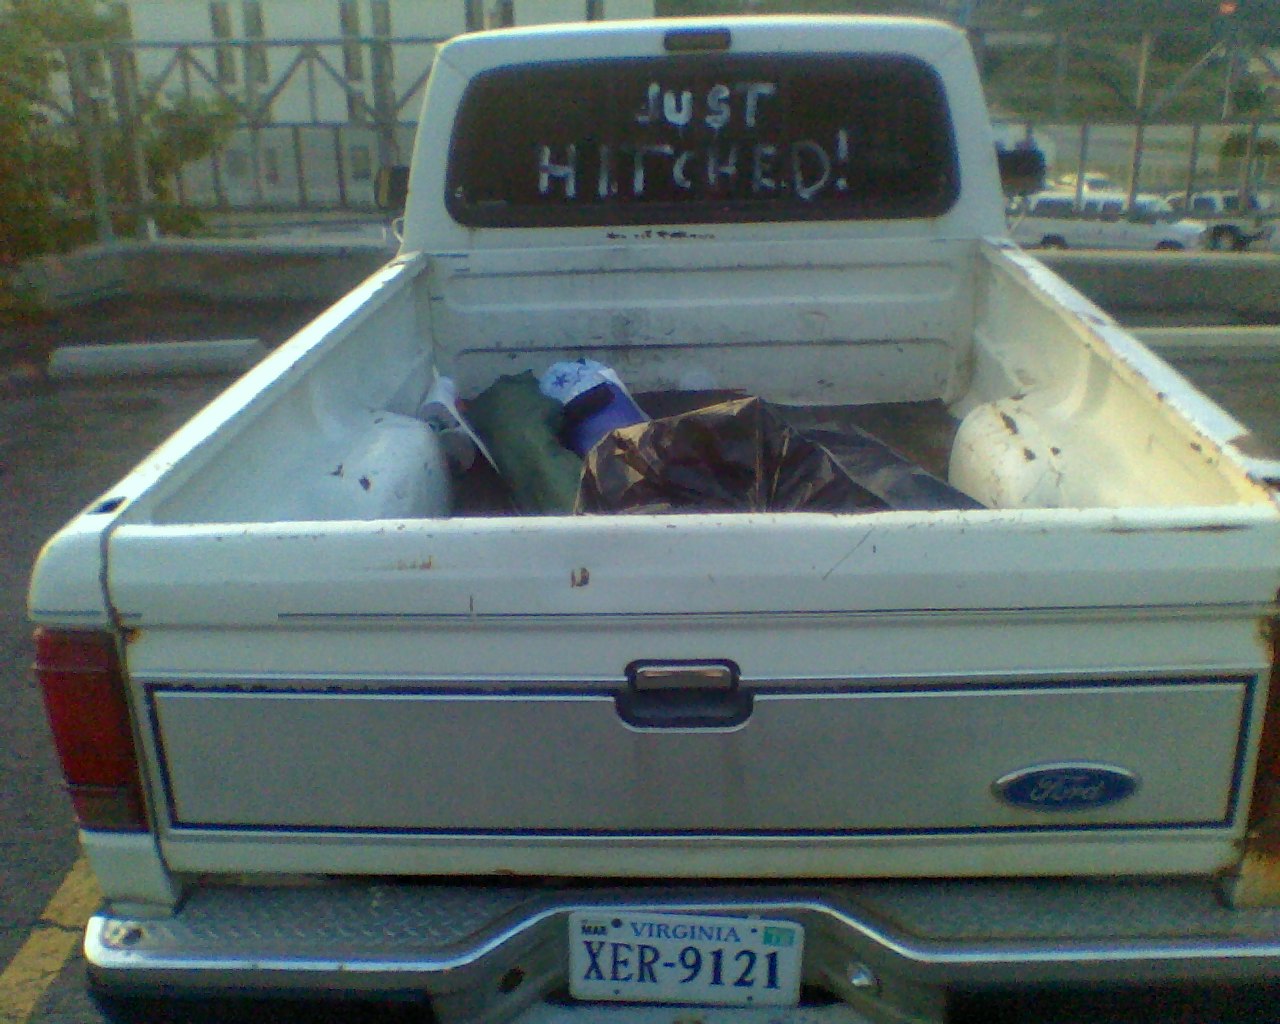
[0,0,236,265]
[0,97,52,266]
[0,0,103,262]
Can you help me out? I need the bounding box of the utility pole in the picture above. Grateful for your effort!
[370,0,398,169]
[1053,32,1070,123]
[954,0,984,74]
[1126,30,1154,210]
[109,46,157,240]
[66,47,114,246]
[1220,0,1242,120]
[1237,118,1259,204]
[1073,124,1091,210]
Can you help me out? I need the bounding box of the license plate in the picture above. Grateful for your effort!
[568,911,804,1008]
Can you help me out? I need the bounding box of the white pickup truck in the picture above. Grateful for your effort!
[1008,190,1207,252]
[1166,190,1278,252]
[29,16,1280,1024]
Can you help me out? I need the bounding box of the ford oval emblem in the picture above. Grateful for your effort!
[994,763,1139,812]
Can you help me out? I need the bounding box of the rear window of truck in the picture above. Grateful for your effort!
[446,53,959,228]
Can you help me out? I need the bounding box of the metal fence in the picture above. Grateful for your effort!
[11,33,1280,245]
[994,118,1280,207]
[20,33,448,243]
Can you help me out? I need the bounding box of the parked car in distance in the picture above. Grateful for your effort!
[1009,189,1206,251]
[1165,189,1277,251]
[1054,170,1119,192]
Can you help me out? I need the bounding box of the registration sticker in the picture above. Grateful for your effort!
[568,911,804,1007]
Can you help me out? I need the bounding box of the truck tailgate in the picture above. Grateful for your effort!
[107,508,1278,878]
[152,679,1245,832]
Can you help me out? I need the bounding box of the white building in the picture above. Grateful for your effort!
[107,0,654,208]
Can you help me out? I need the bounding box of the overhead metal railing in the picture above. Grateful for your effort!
[7,33,449,241]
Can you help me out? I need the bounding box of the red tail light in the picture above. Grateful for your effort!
[34,628,148,832]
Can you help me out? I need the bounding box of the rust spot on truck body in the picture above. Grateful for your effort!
[571,568,590,588]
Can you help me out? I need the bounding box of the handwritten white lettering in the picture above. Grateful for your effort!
[634,80,778,131]
[633,144,674,195]
[707,144,738,187]
[538,144,577,198]
[742,82,777,128]
[537,133,858,202]
[704,83,731,129]
[597,144,615,199]
[752,144,778,193]
[792,140,831,200]
[663,89,693,127]
[672,149,694,189]
[634,82,661,125]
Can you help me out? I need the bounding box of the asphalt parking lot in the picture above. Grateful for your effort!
[0,301,1278,1024]
[1163,348,1280,457]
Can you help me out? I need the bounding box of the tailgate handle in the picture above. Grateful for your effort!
[632,663,733,692]
[618,661,751,729]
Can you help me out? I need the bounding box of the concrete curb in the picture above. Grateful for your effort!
[47,339,269,380]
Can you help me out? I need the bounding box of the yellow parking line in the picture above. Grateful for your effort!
[0,858,100,1024]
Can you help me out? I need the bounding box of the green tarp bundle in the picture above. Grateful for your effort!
[466,371,582,514]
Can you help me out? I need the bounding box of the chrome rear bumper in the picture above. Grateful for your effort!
[88,878,1280,1023]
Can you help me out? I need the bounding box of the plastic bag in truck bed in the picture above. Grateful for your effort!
[576,397,980,515]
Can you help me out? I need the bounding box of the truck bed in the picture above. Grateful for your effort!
[109,240,1276,529]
